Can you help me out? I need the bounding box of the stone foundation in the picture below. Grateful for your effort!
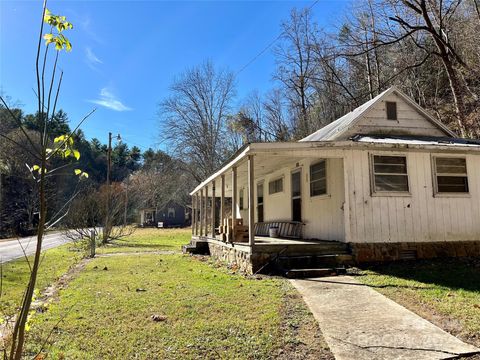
[350,241,480,263]
[207,242,273,274]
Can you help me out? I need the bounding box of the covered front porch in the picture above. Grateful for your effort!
[187,142,352,273]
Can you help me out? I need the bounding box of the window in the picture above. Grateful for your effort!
[310,160,327,197]
[167,207,175,218]
[145,211,155,223]
[269,178,283,195]
[239,188,245,209]
[257,182,264,222]
[386,101,397,120]
[372,155,409,193]
[434,157,469,193]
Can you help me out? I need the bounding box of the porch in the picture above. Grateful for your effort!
[189,143,349,248]
[186,142,353,274]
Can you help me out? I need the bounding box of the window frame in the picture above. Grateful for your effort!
[309,160,328,198]
[370,153,411,196]
[268,177,284,195]
[432,155,470,197]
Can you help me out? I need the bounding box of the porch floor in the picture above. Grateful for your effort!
[194,235,348,255]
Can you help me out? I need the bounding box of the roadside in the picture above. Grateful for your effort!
[0,232,73,264]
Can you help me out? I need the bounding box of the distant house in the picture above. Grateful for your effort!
[186,86,480,274]
[139,200,190,228]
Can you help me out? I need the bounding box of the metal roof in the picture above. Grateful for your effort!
[299,87,455,142]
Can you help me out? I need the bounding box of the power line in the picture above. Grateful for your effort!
[235,0,320,76]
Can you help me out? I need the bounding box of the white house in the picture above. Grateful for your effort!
[187,87,480,274]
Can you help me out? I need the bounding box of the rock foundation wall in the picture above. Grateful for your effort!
[207,243,273,274]
[350,241,480,263]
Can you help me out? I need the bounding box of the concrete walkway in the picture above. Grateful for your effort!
[291,276,480,360]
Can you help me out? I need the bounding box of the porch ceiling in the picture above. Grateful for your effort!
[194,154,305,197]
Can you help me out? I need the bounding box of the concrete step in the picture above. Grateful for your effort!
[277,254,353,269]
[285,267,347,279]
[182,240,209,255]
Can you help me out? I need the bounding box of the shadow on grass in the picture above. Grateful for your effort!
[357,258,480,293]
[101,241,187,250]
[306,277,438,290]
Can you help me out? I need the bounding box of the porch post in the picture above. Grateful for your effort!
[199,189,204,236]
[205,185,209,237]
[248,155,255,247]
[220,174,225,232]
[194,193,199,236]
[191,193,196,236]
[211,180,216,239]
[231,166,237,242]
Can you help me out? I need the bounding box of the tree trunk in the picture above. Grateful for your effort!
[10,152,47,359]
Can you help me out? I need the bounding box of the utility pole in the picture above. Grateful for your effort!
[103,132,113,243]
[103,132,121,242]
[123,178,128,226]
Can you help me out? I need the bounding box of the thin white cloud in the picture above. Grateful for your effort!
[85,47,102,66]
[89,88,132,112]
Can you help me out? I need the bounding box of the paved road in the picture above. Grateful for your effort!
[0,232,72,264]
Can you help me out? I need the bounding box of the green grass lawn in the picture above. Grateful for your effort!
[1,245,82,316]
[8,228,331,359]
[26,255,293,359]
[1,228,189,316]
[96,227,191,254]
[356,258,480,345]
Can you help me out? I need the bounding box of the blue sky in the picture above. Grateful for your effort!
[1,0,350,152]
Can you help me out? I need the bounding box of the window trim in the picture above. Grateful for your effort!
[431,155,470,197]
[369,153,411,197]
[309,159,328,198]
[268,176,284,195]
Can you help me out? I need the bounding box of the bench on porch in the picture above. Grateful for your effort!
[254,221,304,239]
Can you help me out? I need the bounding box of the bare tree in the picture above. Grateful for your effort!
[274,8,318,139]
[159,61,236,182]
[263,89,292,141]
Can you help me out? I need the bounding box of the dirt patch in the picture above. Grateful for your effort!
[276,283,334,360]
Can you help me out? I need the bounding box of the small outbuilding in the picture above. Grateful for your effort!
[139,200,190,228]
[186,86,480,274]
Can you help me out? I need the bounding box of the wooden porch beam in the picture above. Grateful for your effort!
[204,185,209,237]
[220,175,225,233]
[248,155,255,247]
[199,189,204,236]
[231,166,237,242]
[191,193,195,236]
[194,193,199,236]
[211,180,216,239]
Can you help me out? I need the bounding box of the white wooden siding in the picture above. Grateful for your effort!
[302,158,345,240]
[246,158,345,241]
[343,93,447,138]
[345,149,480,243]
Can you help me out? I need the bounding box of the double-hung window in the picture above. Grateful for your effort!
[433,157,469,194]
[371,155,409,193]
[310,160,327,197]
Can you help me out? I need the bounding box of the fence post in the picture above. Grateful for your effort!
[90,229,96,258]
